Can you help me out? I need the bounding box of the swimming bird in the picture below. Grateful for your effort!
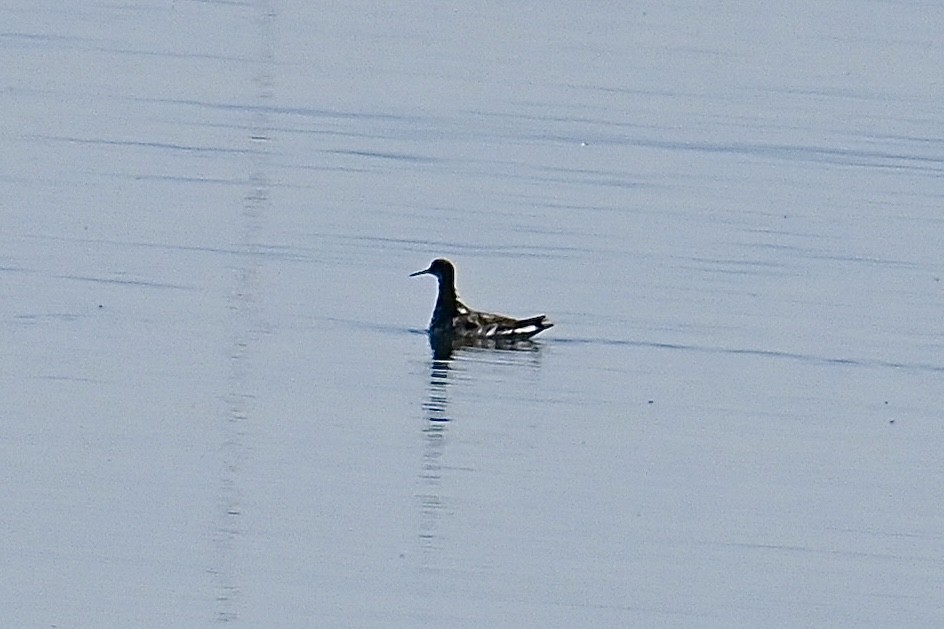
[410,258,554,342]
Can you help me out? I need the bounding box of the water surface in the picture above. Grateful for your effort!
[2,1,943,626]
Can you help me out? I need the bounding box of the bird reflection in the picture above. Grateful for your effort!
[428,330,541,361]
[416,333,544,561]
[422,350,452,422]
[418,348,452,558]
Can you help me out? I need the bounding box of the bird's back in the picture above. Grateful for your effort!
[453,299,553,340]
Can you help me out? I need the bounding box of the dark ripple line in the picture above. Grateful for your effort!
[707,539,944,566]
[307,231,590,258]
[551,336,944,374]
[21,134,260,156]
[133,97,437,125]
[323,148,439,164]
[57,274,193,290]
[24,234,309,262]
[0,31,252,62]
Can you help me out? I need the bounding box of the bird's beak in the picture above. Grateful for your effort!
[410,267,430,277]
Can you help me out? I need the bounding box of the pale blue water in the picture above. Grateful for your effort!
[2,1,943,627]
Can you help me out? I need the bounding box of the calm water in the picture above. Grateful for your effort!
[3,1,943,626]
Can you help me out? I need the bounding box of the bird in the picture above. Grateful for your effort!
[410,258,554,342]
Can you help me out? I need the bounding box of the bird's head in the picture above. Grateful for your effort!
[410,258,455,282]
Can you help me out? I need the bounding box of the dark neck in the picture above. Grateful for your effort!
[431,276,458,329]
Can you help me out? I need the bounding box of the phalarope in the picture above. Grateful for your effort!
[410,258,554,341]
